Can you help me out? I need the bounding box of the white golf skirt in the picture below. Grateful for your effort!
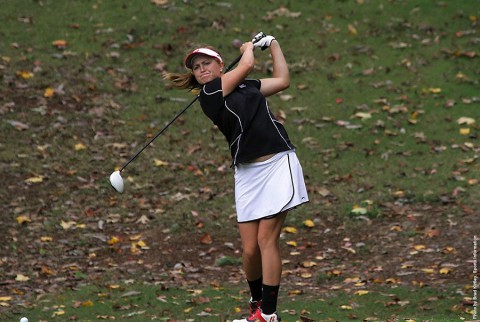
[234,150,309,223]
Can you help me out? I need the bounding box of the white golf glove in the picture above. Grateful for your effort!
[253,34,276,51]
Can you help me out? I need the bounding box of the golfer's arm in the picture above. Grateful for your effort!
[259,40,290,97]
[221,45,255,96]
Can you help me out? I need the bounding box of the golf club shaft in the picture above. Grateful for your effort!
[118,53,243,173]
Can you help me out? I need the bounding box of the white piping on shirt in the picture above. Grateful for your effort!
[265,100,293,150]
[225,101,243,165]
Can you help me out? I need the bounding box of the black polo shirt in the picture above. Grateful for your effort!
[199,77,294,166]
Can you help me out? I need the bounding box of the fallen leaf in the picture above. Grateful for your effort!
[25,176,44,183]
[303,219,315,228]
[16,215,31,224]
[457,117,475,125]
[40,236,53,242]
[354,112,372,120]
[75,143,87,151]
[16,274,30,282]
[6,120,29,130]
[154,159,169,167]
[44,87,55,97]
[199,233,212,244]
[286,241,297,247]
[107,236,121,245]
[52,39,68,49]
[348,24,358,35]
[16,70,34,79]
[355,290,369,296]
[60,220,77,230]
[439,268,452,274]
[283,226,298,234]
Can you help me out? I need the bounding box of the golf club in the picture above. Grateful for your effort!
[109,33,266,193]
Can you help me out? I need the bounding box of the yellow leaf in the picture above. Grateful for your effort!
[25,176,44,183]
[303,219,315,228]
[414,244,426,251]
[288,290,302,295]
[401,263,414,269]
[429,87,442,93]
[137,240,147,247]
[348,24,358,35]
[53,309,65,316]
[75,143,87,151]
[0,296,12,302]
[457,117,475,125]
[44,87,55,98]
[393,190,405,197]
[154,159,169,167]
[302,261,317,268]
[107,236,121,245]
[385,278,399,284]
[283,226,298,234]
[351,207,367,215]
[439,268,452,274]
[354,112,371,120]
[459,128,470,135]
[340,305,353,310]
[16,70,34,79]
[60,220,77,230]
[234,307,242,313]
[16,274,30,282]
[16,215,31,224]
[40,236,53,242]
[390,224,402,231]
[286,240,297,247]
[355,290,369,296]
[184,307,193,313]
[151,0,169,5]
[344,277,361,283]
[421,268,435,274]
[301,272,312,279]
[107,284,120,289]
[443,246,456,253]
[81,300,94,307]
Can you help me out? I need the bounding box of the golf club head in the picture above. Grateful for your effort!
[109,170,124,193]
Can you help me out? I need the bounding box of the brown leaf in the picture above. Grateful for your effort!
[199,233,212,244]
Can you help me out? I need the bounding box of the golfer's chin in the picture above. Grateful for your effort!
[198,75,214,84]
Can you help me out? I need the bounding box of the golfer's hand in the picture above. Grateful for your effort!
[253,35,276,51]
[240,41,254,54]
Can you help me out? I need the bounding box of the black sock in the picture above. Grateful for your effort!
[261,284,279,314]
[247,276,263,302]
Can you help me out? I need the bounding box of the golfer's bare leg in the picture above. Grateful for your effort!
[258,211,287,285]
[238,221,262,280]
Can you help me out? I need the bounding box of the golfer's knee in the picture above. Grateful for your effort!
[243,245,260,260]
[257,234,279,252]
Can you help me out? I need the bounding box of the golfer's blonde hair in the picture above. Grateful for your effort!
[162,71,200,90]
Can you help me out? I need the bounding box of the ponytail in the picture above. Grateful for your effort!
[163,71,201,90]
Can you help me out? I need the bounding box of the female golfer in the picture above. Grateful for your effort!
[163,34,308,322]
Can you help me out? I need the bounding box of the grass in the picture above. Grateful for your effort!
[1,0,479,321]
[6,283,471,321]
